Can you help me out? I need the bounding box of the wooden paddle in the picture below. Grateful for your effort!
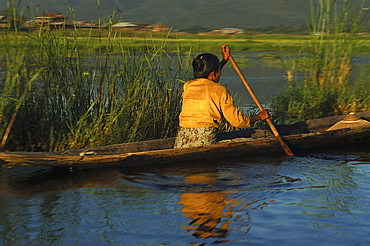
[229,54,294,156]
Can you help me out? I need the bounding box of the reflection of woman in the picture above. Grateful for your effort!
[174,43,269,148]
[177,174,233,239]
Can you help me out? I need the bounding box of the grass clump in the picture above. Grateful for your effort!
[270,0,370,123]
[0,22,190,151]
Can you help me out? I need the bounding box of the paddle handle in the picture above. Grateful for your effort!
[229,55,294,156]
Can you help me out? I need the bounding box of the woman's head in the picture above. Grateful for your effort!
[192,53,220,79]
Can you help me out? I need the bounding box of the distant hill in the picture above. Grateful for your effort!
[1,0,369,30]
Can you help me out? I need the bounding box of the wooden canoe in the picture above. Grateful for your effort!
[1,111,370,168]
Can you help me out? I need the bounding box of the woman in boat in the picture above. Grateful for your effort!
[174,43,269,149]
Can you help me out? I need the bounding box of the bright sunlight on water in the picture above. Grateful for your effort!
[1,144,370,245]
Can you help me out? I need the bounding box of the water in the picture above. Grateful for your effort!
[1,144,370,245]
[220,52,370,106]
[215,52,291,106]
[222,63,289,106]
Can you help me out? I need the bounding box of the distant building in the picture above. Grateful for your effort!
[35,13,67,23]
[0,15,26,29]
[34,13,68,28]
[0,15,7,28]
[65,21,99,28]
[112,21,138,29]
[112,21,170,32]
[147,22,170,32]
[211,28,246,35]
[111,21,140,31]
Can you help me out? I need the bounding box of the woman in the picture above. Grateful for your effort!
[174,43,269,149]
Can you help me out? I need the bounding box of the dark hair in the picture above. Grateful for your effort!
[192,53,220,78]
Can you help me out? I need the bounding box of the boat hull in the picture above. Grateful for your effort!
[1,112,370,168]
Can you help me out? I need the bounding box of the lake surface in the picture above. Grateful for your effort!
[1,144,370,245]
[220,52,370,106]
[212,52,291,106]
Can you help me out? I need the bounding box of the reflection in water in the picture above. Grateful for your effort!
[178,174,232,239]
[176,167,300,242]
[0,167,122,196]
[159,158,287,242]
[294,156,362,231]
[0,167,125,246]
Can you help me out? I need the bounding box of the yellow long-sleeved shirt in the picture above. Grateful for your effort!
[179,78,251,128]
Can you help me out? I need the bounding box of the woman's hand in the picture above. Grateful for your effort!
[257,109,270,121]
[221,43,230,61]
[251,109,270,123]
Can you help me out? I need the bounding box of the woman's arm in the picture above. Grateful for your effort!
[220,43,230,69]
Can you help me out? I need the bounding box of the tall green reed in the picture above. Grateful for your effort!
[0,0,44,151]
[271,0,370,123]
[306,0,364,87]
[0,4,189,151]
[64,46,188,150]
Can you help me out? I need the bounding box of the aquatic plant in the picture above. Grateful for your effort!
[271,0,370,123]
[0,3,189,151]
